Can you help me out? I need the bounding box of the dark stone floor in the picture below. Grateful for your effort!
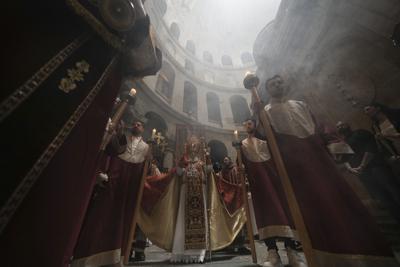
[126,241,291,267]
[126,238,400,266]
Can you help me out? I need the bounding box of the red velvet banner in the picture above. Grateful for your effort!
[0,64,121,267]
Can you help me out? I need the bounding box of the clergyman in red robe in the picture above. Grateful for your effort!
[72,120,149,267]
[259,74,399,267]
[241,118,304,267]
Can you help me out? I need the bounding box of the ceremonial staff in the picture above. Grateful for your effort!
[100,88,137,150]
[232,131,257,264]
[123,131,156,265]
[200,138,212,263]
[243,73,316,267]
[96,88,137,189]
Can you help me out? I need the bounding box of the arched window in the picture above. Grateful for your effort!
[221,55,233,66]
[186,40,196,55]
[185,59,195,75]
[241,52,253,65]
[170,22,180,40]
[208,140,228,164]
[230,95,251,124]
[183,81,197,119]
[207,92,222,124]
[156,61,175,101]
[203,51,213,64]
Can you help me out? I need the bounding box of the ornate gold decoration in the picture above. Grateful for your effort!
[0,55,119,234]
[184,161,207,250]
[136,172,246,251]
[59,60,90,93]
[0,34,91,122]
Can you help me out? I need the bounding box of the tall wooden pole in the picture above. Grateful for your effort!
[233,141,257,263]
[243,74,317,267]
[201,138,213,262]
[100,88,137,151]
[123,140,154,265]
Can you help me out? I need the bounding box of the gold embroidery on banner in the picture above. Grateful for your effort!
[0,56,119,234]
[59,60,90,93]
[0,34,91,122]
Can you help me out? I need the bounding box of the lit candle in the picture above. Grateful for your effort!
[152,128,156,139]
[129,88,137,96]
[234,130,239,142]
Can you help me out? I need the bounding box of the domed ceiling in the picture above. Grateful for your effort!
[162,0,281,66]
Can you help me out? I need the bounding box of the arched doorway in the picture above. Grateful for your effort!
[208,140,228,164]
[144,112,168,139]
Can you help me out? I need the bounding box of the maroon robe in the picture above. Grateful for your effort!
[216,166,244,215]
[72,156,145,266]
[276,133,392,256]
[264,100,397,266]
[241,140,296,241]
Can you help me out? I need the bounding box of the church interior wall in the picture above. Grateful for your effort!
[253,0,400,131]
[129,81,245,163]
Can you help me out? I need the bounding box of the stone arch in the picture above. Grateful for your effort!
[206,92,222,124]
[208,140,228,164]
[230,95,251,124]
[144,111,168,138]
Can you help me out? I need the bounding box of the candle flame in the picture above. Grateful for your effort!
[129,88,137,96]
[245,71,253,77]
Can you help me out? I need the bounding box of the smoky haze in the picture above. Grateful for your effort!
[163,0,281,64]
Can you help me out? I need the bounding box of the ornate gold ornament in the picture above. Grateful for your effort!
[0,34,90,122]
[59,60,90,93]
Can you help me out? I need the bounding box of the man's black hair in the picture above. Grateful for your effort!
[265,75,282,91]
[243,118,257,126]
